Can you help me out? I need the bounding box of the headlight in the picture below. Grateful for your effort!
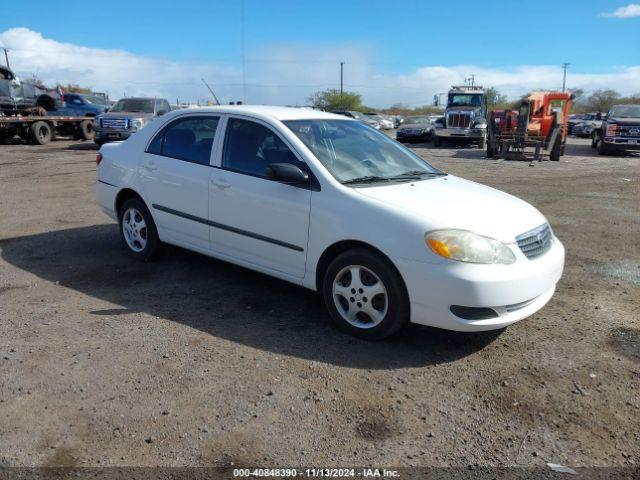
[605,123,617,136]
[131,119,144,131]
[425,229,516,265]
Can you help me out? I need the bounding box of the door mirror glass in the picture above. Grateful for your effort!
[266,163,309,184]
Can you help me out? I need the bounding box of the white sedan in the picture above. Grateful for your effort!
[95,106,564,339]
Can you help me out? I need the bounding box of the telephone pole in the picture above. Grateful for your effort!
[340,61,344,96]
[561,63,570,92]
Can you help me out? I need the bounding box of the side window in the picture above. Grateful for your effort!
[223,118,304,177]
[146,116,219,165]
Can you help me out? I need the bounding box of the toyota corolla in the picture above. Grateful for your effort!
[95,106,564,339]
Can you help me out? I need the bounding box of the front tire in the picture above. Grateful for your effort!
[118,198,161,261]
[322,248,409,340]
[597,137,609,155]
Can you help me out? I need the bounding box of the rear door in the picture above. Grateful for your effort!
[208,116,311,279]
[139,115,221,251]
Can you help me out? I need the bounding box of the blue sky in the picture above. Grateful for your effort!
[1,1,639,106]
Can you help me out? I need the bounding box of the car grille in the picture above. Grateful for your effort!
[100,118,129,130]
[617,125,640,137]
[516,223,552,259]
[447,112,471,128]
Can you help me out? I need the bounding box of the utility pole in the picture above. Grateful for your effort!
[3,48,10,69]
[240,0,247,104]
[340,61,344,96]
[561,63,570,92]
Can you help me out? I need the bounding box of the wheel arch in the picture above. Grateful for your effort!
[114,188,144,217]
[314,239,405,293]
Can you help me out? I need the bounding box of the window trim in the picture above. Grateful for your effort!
[144,114,222,166]
[218,114,318,190]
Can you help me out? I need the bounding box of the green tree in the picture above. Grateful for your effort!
[585,89,621,112]
[307,89,362,111]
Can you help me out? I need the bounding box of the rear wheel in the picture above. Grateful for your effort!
[322,248,409,340]
[76,119,94,140]
[28,121,52,145]
[549,135,561,161]
[118,198,161,261]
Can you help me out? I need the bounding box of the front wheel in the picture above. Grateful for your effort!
[597,138,609,156]
[118,198,162,261]
[322,249,409,340]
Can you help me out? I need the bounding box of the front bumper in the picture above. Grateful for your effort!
[603,137,640,151]
[396,131,431,142]
[95,129,133,143]
[435,127,485,139]
[395,237,565,332]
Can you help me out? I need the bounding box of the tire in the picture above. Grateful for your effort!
[478,136,486,149]
[322,248,409,340]
[597,138,609,156]
[591,133,598,149]
[118,198,162,261]
[432,136,442,147]
[77,119,94,140]
[486,141,496,158]
[550,135,561,161]
[28,121,52,145]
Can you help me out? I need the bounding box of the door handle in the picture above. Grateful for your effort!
[211,179,231,190]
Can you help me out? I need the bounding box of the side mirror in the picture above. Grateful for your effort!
[266,163,309,185]
[104,108,109,113]
[157,110,167,116]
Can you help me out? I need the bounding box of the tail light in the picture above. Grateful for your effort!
[96,153,103,166]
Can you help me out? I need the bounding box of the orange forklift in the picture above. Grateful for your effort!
[486,91,573,162]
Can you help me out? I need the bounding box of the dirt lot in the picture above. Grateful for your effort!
[0,136,638,472]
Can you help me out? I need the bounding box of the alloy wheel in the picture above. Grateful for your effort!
[122,207,147,253]
[332,265,388,329]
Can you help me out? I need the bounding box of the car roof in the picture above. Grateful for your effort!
[166,105,352,122]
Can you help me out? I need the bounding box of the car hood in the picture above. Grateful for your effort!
[609,116,640,126]
[399,123,430,130]
[99,111,156,120]
[355,175,546,243]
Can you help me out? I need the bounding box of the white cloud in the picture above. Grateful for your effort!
[601,3,640,18]
[1,27,639,108]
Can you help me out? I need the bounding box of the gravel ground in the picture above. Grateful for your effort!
[0,136,638,472]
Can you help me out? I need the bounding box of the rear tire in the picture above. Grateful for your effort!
[549,135,561,161]
[28,121,52,145]
[77,119,94,140]
[118,198,162,261]
[322,248,409,340]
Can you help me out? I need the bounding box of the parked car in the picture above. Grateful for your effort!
[330,110,381,129]
[95,106,565,339]
[568,112,602,135]
[93,97,171,145]
[395,115,438,142]
[572,121,599,138]
[592,104,640,155]
[48,92,108,117]
[364,113,394,130]
[0,66,60,115]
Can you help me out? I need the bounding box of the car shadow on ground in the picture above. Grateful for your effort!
[0,225,502,369]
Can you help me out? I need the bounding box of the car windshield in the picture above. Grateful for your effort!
[110,99,155,113]
[609,105,640,118]
[448,94,483,107]
[285,119,443,184]
[83,95,107,106]
[404,116,430,124]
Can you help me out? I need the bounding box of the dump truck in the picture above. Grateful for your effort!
[486,91,573,162]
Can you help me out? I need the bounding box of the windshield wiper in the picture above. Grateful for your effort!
[390,170,447,179]
[342,175,391,185]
